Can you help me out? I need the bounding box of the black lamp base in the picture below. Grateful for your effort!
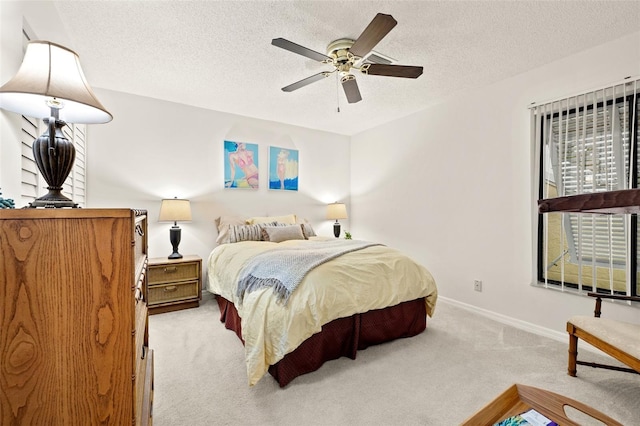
[28,192,78,208]
[168,225,183,259]
[333,221,341,238]
[28,114,78,209]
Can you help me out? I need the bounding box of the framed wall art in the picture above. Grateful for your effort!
[224,140,259,189]
[269,146,298,191]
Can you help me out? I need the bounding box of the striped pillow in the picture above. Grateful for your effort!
[228,224,265,243]
[300,223,316,239]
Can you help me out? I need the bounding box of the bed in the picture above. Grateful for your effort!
[207,217,438,387]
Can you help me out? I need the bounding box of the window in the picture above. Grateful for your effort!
[19,29,88,207]
[534,78,639,296]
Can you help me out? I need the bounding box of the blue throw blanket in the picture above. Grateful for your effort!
[236,240,381,305]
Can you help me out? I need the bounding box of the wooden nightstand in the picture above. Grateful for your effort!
[147,255,202,314]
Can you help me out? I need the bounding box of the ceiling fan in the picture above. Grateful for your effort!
[271,13,423,104]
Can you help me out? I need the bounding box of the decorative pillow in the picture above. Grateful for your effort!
[228,224,266,243]
[215,215,248,244]
[300,223,316,239]
[247,214,296,225]
[262,224,305,243]
[260,222,288,241]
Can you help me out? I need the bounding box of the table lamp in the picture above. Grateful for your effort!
[0,40,112,208]
[326,202,348,238]
[159,198,192,259]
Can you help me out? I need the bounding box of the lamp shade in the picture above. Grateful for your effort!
[0,40,112,124]
[159,198,192,222]
[326,203,348,220]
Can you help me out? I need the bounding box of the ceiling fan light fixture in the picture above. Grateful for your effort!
[271,13,423,102]
[340,73,356,83]
[326,39,355,57]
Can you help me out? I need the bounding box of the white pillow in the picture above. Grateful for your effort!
[262,224,305,243]
[247,214,296,225]
[215,215,248,244]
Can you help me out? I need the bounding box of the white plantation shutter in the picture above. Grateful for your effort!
[548,103,631,267]
[72,124,87,206]
[60,123,87,206]
[20,115,41,204]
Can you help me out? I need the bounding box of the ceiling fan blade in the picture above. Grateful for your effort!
[272,38,331,62]
[282,72,330,92]
[341,77,362,103]
[365,64,423,79]
[349,13,397,58]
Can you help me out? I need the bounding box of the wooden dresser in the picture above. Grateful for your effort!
[0,209,154,425]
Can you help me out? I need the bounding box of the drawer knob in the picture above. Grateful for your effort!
[163,267,177,273]
[164,285,178,292]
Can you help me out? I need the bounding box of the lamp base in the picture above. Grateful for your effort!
[27,192,78,208]
[168,225,183,259]
[333,221,341,238]
[28,116,78,208]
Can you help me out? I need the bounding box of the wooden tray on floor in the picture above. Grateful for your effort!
[461,383,622,425]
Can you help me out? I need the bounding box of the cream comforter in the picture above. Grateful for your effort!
[206,238,438,386]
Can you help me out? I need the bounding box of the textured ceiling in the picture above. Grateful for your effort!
[51,0,640,135]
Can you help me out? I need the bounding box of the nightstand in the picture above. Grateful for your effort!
[147,255,202,314]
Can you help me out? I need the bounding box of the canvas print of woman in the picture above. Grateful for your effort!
[224,140,259,189]
[269,146,298,190]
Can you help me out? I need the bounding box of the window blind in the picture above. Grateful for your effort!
[533,77,639,296]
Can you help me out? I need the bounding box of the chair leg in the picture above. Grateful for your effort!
[568,333,578,377]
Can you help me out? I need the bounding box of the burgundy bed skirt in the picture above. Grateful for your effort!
[216,296,427,387]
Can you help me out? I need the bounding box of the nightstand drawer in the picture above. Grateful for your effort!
[148,280,199,304]
[147,255,201,314]
[148,261,199,284]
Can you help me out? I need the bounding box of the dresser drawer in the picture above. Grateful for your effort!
[148,281,199,305]
[134,300,148,367]
[148,261,199,284]
[134,214,148,279]
[135,349,153,426]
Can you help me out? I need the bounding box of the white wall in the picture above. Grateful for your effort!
[0,3,350,275]
[87,89,350,273]
[351,31,640,337]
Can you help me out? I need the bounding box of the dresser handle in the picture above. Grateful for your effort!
[164,285,177,292]
[163,267,177,273]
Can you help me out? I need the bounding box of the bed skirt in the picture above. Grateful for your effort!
[216,296,427,387]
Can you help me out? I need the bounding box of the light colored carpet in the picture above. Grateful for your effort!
[148,294,640,425]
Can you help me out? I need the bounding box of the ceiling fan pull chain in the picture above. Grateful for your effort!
[336,72,341,113]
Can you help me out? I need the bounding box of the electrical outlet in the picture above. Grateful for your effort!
[474,280,483,292]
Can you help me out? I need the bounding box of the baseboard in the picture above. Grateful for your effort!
[437,296,603,355]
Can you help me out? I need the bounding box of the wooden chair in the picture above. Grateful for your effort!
[567,292,640,377]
